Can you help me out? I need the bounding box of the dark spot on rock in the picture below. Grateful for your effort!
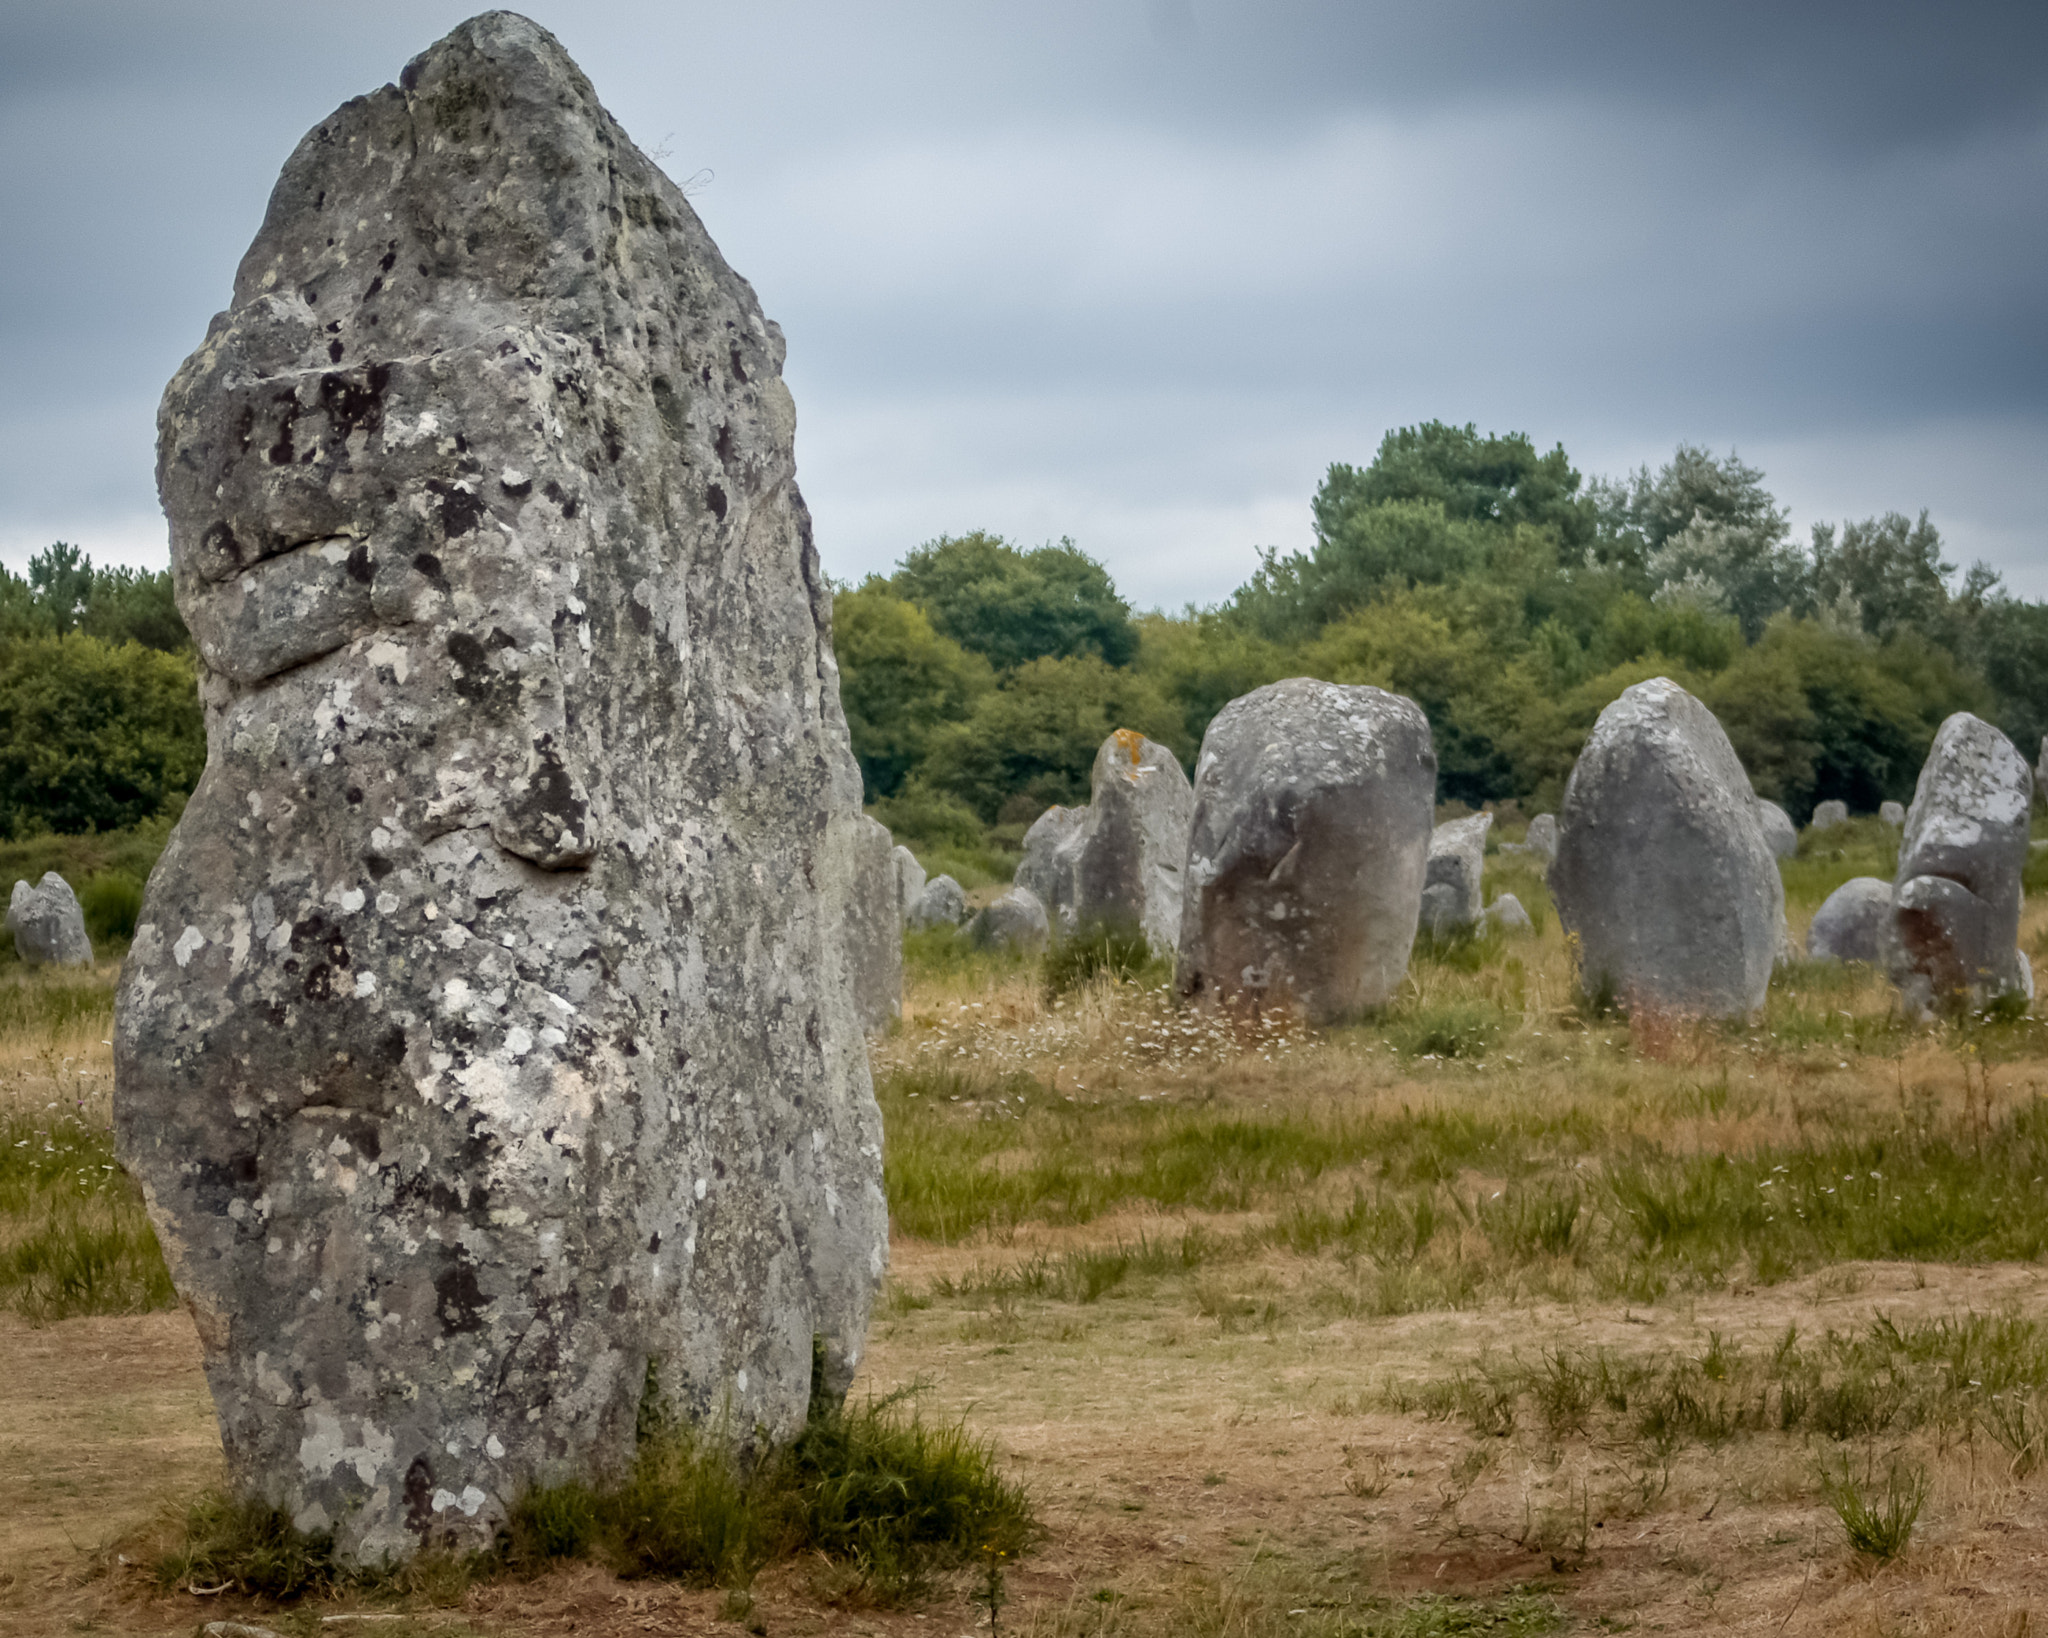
[302,964,337,1001]
[435,1255,487,1334]
[267,401,297,466]
[712,1157,726,1179]
[700,365,712,386]
[628,598,652,634]
[203,521,244,570]
[400,59,421,91]
[412,552,448,590]
[345,786,364,805]
[602,416,624,463]
[500,471,532,497]
[582,245,596,261]
[403,1455,434,1537]
[427,480,485,537]
[648,1232,661,1253]
[328,339,344,364]
[806,1014,821,1050]
[366,853,393,880]
[714,422,736,465]
[608,1284,629,1313]
[232,405,255,453]
[363,274,384,301]
[446,630,493,701]
[705,483,727,521]
[346,543,373,584]
[729,347,749,383]
[319,363,390,440]
[379,246,398,273]
[302,284,319,306]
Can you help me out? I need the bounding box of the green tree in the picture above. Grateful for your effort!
[923,655,1184,821]
[832,587,992,800]
[0,633,206,838]
[1809,510,1956,642]
[1329,421,1591,540]
[0,544,189,652]
[886,532,1137,671]
[1231,500,1491,641]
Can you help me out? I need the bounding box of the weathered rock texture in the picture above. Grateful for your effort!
[1880,801,1906,828]
[1424,814,1491,929]
[1811,800,1848,831]
[114,14,885,1564]
[1807,878,1892,965]
[1887,712,2034,1016]
[971,885,1050,954]
[1014,805,1085,929]
[843,818,901,1030]
[1548,678,1784,1016]
[1525,814,1558,862]
[7,874,94,966]
[907,875,965,929]
[891,846,926,922]
[1013,732,1195,951]
[1176,679,1435,1024]
[1756,800,1798,859]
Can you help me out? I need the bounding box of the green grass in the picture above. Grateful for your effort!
[0,965,119,1037]
[1820,1454,1926,1562]
[1781,817,1901,914]
[1042,921,1168,998]
[0,1101,176,1322]
[156,1394,1036,1606]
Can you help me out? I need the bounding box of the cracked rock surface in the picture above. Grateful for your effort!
[1176,678,1435,1024]
[115,12,884,1563]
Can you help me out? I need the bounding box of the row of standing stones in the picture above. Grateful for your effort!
[87,12,2045,1568]
[896,679,2035,1030]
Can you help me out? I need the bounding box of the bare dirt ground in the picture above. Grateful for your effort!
[5,1253,2046,1637]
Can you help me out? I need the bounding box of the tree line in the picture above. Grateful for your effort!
[839,424,2047,877]
[3,424,2043,869]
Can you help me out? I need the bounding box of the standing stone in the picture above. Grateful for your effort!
[1014,805,1086,931]
[1483,893,1533,934]
[1524,814,1558,863]
[970,885,1051,955]
[841,818,901,1031]
[1176,678,1435,1024]
[891,846,926,922]
[6,873,94,966]
[1879,800,1906,828]
[1811,800,1849,831]
[1888,712,2034,1017]
[1755,799,1798,860]
[1548,678,1784,1016]
[907,875,966,929]
[114,16,885,1563]
[1807,878,1893,964]
[1423,814,1491,929]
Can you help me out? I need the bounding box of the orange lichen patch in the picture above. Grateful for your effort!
[1110,726,1148,773]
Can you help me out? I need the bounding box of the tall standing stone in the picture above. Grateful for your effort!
[1524,813,1558,863]
[1549,678,1784,1016]
[842,817,901,1031]
[1014,804,1086,931]
[1176,679,1435,1023]
[1423,814,1491,930]
[115,15,885,1563]
[891,845,926,922]
[1888,712,2033,1017]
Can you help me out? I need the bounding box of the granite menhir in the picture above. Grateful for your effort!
[115,12,885,1562]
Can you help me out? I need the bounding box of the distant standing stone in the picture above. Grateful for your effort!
[1548,678,1784,1016]
[1807,878,1893,964]
[892,845,927,922]
[1524,814,1559,863]
[1888,712,2034,1017]
[1879,800,1906,828]
[1418,882,1464,938]
[971,885,1051,954]
[1176,678,1436,1024]
[6,873,93,966]
[1014,805,1086,931]
[1484,893,1534,934]
[1811,800,1849,831]
[1425,814,1491,929]
[844,818,902,1030]
[908,874,967,929]
[1755,799,1798,859]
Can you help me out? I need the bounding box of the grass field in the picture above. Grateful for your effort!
[2,812,2046,1635]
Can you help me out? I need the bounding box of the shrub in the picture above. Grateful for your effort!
[78,871,144,944]
[1820,1455,1926,1562]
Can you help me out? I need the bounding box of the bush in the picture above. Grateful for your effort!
[78,871,144,944]
[1042,921,1162,998]
[1820,1455,1926,1562]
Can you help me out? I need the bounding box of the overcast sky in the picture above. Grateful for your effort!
[2,0,2044,608]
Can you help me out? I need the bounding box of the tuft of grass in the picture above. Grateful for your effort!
[1041,921,1164,999]
[1820,1454,1925,1562]
[0,1102,176,1322]
[1382,998,1507,1060]
[153,1493,341,1599]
